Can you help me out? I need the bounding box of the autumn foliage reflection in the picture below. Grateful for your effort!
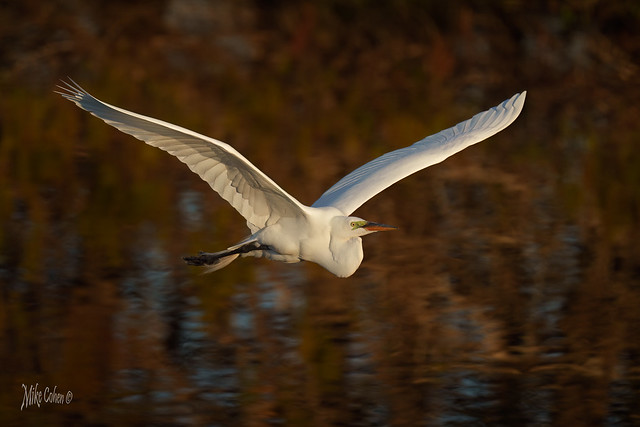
[1,1,639,425]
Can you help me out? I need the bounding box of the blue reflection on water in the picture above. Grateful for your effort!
[178,189,204,230]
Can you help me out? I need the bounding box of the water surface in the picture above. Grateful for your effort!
[2,2,640,425]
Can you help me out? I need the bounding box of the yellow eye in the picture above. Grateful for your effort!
[350,221,358,229]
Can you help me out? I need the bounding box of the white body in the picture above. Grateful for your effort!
[248,206,364,278]
[58,81,526,277]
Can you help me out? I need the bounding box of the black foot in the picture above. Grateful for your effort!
[183,252,220,266]
[184,243,272,266]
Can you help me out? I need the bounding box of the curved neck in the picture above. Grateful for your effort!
[327,237,364,278]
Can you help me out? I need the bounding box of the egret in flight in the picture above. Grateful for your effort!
[58,81,525,277]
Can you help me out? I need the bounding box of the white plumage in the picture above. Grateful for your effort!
[58,80,525,277]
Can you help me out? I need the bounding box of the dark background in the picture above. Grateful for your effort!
[1,1,639,425]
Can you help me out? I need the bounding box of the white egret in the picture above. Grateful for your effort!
[58,80,525,277]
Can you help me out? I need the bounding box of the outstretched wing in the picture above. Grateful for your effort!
[58,80,307,231]
[312,92,526,215]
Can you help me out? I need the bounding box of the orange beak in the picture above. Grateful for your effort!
[363,222,398,232]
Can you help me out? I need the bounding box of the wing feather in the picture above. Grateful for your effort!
[58,80,307,230]
[312,92,526,215]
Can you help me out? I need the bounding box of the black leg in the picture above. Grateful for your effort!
[183,252,219,266]
[183,242,272,266]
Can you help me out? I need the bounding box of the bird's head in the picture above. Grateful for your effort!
[340,216,398,238]
[322,216,398,277]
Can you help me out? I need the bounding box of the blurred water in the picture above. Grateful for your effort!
[3,125,639,425]
[2,2,640,426]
